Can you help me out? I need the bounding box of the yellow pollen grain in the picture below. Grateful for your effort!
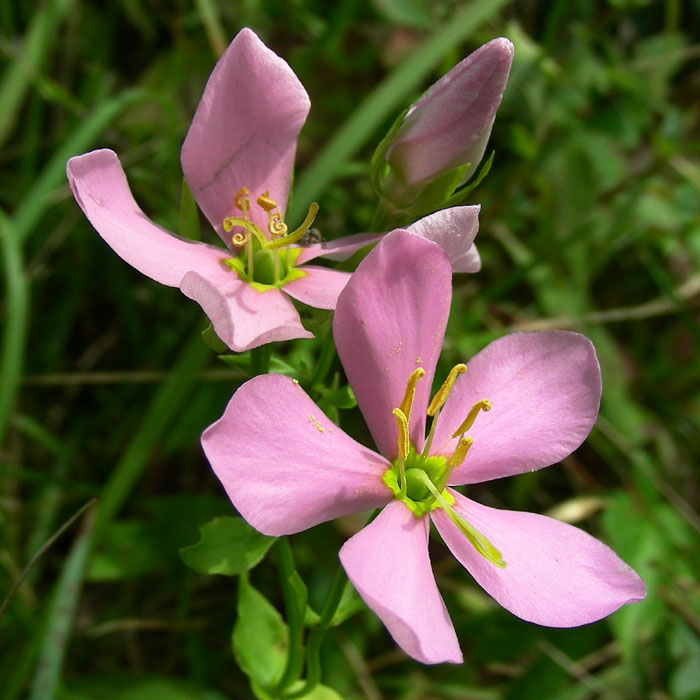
[389,340,403,358]
[308,414,325,433]
[416,356,423,365]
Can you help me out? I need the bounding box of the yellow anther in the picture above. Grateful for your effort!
[399,368,425,424]
[446,436,473,468]
[392,408,410,462]
[234,187,251,216]
[452,399,491,438]
[255,191,278,212]
[427,364,467,417]
[255,192,289,238]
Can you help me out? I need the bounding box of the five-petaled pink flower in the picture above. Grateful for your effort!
[66,28,481,352]
[201,231,646,664]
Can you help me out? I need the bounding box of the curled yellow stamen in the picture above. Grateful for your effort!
[452,399,492,438]
[265,202,319,250]
[223,217,268,248]
[446,436,473,468]
[234,186,251,215]
[392,408,410,463]
[427,364,467,417]
[256,192,288,238]
[399,368,425,424]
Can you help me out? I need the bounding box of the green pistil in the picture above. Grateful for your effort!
[383,447,450,517]
[224,246,306,292]
[383,447,506,569]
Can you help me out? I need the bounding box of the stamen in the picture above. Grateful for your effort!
[234,186,251,215]
[392,408,410,494]
[392,408,410,463]
[223,217,268,249]
[399,368,425,424]
[452,399,491,438]
[256,192,288,238]
[265,202,319,250]
[411,470,506,568]
[446,436,473,468]
[427,364,467,416]
[423,363,467,456]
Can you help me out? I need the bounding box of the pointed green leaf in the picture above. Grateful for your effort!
[201,324,227,353]
[232,577,288,689]
[179,517,274,576]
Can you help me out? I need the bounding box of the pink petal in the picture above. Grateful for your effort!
[431,332,601,484]
[67,149,229,286]
[432,491,646,626]
[181,28,310,242]
[283,266,352,310]
[180,269,312,352]
[333,231,452,460]
[407,206,481,273]
[201,374,392,536]
[386,38,513,185]
[339,501,462,664]
[295,233,383,265]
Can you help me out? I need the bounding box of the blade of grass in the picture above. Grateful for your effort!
[0,211,29,450]
[93,330,212,537]
[288,0,511,221]
[0,499,96,624]
[13,88,147,242]
[0,0,73,147]
[27,507,94,700]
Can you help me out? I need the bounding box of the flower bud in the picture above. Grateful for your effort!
[381,37,513,210]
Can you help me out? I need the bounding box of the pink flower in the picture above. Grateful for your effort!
[201,231,645,664]
[66,29,481,352]
[382,38,513,210]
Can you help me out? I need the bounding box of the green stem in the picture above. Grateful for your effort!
[250,345,271,375]
[275,538,305,695]
[309,323,336,388]
[247,239,254,282]
[285,567,348,699]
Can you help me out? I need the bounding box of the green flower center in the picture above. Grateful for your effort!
[384,364,506,568]
[383,448,452,517]
[220,186,318,291]
[224,245,306,292]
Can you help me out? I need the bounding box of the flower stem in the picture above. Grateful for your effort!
[276,538,305,695]
[246,239,254,281]
[285,566,348,699]
[250,345,271,375]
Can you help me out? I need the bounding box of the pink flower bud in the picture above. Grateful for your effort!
[386,38,514,188]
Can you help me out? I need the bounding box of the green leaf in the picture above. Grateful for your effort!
[201,324,227,353]
[232,577,288,689]
[179,178,201,241]
[288,570,309,621]
[328,581,365,627]
[179,517,274,576]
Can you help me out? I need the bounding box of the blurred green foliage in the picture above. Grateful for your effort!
[1,0,700,698]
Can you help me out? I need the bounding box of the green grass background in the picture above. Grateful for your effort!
[1,0,700,698]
